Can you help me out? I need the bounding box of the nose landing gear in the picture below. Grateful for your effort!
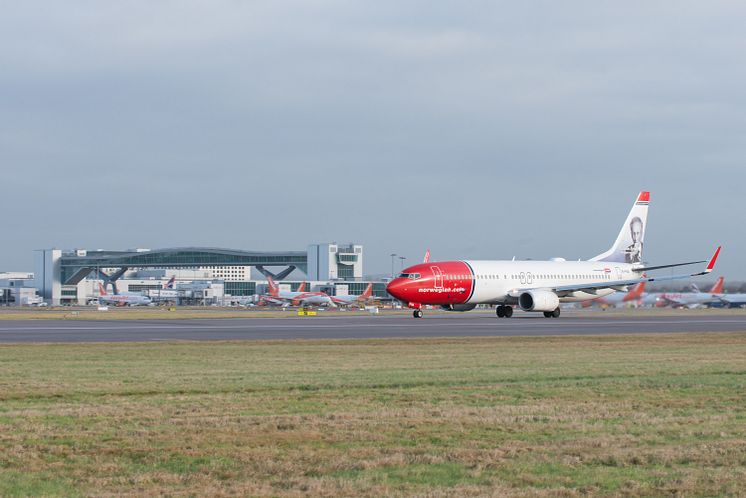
[496,305,513,318]
[413,309,423,319]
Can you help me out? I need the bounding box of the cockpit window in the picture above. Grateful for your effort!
[398,273,420,279]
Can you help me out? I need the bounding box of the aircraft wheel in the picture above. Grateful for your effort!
[504,306,513,318]
[413,309,423,319]
[543,311,552,318]
[551,308,561,318]
[496,306,505,318]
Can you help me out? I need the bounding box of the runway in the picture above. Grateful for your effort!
[1,312,745,343]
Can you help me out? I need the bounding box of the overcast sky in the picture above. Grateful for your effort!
[2,1,744,279]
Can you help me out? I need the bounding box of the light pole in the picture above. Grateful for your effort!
[399,256,406,271]
[390,253,397,279]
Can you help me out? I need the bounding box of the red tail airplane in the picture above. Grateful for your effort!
[387,192,720,318]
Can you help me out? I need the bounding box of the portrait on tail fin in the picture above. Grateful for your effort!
[590,191,649,264]
[624,216,644,263]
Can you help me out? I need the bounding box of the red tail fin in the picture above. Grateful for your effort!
[623,281,646,301]
[297,281,306,293]
[361,283,373,299]
[709,276,724,294]
[267,276,279,297]
[98,282,108,296]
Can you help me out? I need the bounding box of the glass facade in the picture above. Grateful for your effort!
[127,285,163,292]
[373,283,388,298]
[225,282,256,296]
[337,265,354,279]
[60,249,308,284]
[345,282,369,295]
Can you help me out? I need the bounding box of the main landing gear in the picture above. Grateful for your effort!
[495,305,513,318]
[543,308,561,318]
[413,309,423,319]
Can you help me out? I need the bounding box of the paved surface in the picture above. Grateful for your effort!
[1,312,745,343]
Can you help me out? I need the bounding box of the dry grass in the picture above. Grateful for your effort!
[1,333,746,496]
[1,306,744,321]
[0,307,362,321]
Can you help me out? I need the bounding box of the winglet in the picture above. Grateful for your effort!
[423,249,430,263]
[704,246,721,273]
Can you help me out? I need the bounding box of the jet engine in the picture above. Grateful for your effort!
[518,290,559,312]
[440,304,477,312]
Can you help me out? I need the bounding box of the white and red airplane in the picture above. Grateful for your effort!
[330,283,375,307]
[582,281,647,308]
[656,277,725,308]
[387,192,720,318]
[261,276,335,307]
[97,283,153,307]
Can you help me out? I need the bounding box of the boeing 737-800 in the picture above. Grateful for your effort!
[582,281,647,308]
[387,192,720,318]
[261,276,335,307]
[97,283,153,307]
[656,277,725,308]
[717,292,746,308]
[330,283,374,307]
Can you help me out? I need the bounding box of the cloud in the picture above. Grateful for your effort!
[0,1,744,277]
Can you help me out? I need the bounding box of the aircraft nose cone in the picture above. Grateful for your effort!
[386,279,406,300]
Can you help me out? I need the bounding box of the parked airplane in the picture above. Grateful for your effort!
[262,276,335,307]
[97,283,153,307]
[582,281,647,308]
[330,283,374,307]
[717,292,746,308]
[656,277,725,308]
[386,191,720,318]
[163,276,176,289]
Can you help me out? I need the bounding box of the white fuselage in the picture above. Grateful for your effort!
[658,292,723,308]
[266,290,335,307]
[99,293,152,306]
[719,294,746,307]
[463,260,632,304]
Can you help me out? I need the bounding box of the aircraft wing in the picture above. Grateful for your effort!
[656,295,685,307]
[510,247,720,298]
[260,295,287,305]
[717,294,746,306]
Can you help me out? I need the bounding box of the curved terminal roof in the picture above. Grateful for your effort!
[60,247,307,284]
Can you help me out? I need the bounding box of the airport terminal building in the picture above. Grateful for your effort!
[33,243,386,306]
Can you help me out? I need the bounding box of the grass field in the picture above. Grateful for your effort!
[1,333,746,496]
[1,306,744,321]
